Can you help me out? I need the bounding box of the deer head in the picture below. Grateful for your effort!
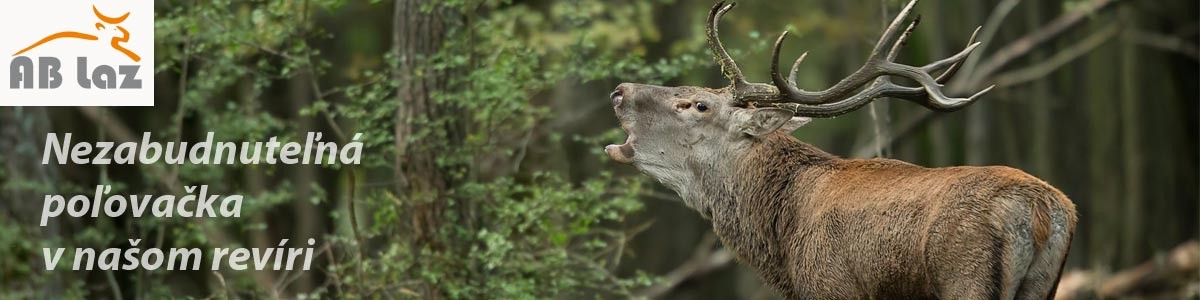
[605,0,992,215]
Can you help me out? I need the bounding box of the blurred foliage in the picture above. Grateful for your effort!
[2,0,698,298]
[0,0,1195,299]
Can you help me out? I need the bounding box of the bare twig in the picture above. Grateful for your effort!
[75,107,235,258]
[77,107,139,142]
[852,109,943,158]
[104,269,123,299]
[635,233,734,299]
[955,0,1022,88]
[1124,29,1200,61]
[511,121,536,174]
[867,0,894,158]
[322,243,346,296]
[212,271,231,300]
[593,219,656,272]
[277,243,329,293]
[992,22,1123,89]
[968,0,1122,87]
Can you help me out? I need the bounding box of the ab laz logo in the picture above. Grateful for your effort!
[2,2,153,106]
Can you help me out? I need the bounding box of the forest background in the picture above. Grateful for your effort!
[0,0,1196,298]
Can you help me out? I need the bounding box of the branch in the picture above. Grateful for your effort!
[1124,29,1200,62]
[77,107,139,143]
[954,0,1022,89]
[75,107,238,272]
[992,22,1123,89]
[968,0,1122,87]
[636,233,734,299]
[852,0,1126,158]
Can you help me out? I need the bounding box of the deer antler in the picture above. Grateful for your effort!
[706,1,781,102]
[707,0,994,117]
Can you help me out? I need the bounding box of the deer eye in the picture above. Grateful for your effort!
[695,102,708,112]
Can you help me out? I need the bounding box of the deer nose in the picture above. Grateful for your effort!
[611,84,630,108]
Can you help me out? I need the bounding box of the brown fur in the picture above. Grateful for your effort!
[695,132,1077,299]
[1031,193,1054,251]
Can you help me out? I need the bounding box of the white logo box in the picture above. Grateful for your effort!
[0,1,154,106]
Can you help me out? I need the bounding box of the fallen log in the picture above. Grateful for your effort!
[1056,240,1199,300]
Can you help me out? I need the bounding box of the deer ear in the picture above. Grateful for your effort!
[734,108,795,136]
[780,116,812,134]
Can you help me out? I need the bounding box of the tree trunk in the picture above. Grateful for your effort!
[392,0,457,297]
[1027,0,1055,182]
[393,0,452,243]
[1084,20,1122,269]
[288,65,321,294]
[1117,6,1143,267]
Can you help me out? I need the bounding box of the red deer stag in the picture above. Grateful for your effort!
[605,1,1077,299]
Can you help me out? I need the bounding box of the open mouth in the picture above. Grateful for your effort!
[605,132,635,164]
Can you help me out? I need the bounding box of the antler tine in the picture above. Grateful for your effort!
[770,32,825,104]
[763,5,990,116]
[707,1,780,103]
[933,26,980,84]
[886,14,921,62]
[887,23,979,84]
[875,40,984,108]
[762,15,924,116]
[881,21,984,106]
[870,0,920,61]
[765,0,920,105]
[710,0,988,112]
[765,0,991,116]
[707,2,744,87]
[863,3,984,109]
[788,51,808,86]
[885,23,992,110]
[770,31,790,86]
[879,21,989,110]
[766,79,991,117]
[764,81,919,117]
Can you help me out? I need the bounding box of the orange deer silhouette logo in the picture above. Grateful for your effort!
[12,5,140,62]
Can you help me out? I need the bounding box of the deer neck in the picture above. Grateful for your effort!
[690,132,836,274]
